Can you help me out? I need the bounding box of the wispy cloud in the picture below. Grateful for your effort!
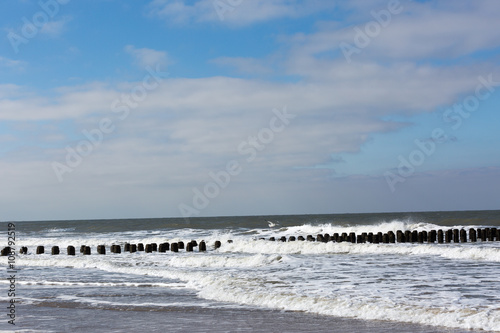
[40,16,72,37]
[125,45,170,69]
[148,0,336,25]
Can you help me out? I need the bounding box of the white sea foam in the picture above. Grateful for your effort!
[15,222,500,332]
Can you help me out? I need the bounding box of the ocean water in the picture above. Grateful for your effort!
[1,210,499,332]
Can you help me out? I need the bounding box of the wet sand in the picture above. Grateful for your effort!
[12,302,491,333]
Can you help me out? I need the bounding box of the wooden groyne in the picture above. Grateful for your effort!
[1,228,499,256]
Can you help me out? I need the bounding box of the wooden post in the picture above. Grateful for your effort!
[145,244,153,253]
[388,231,395,243]
[84,246,91,255]
[422,231,428,242]
[453,229,459,243]
[137,243,144,251]
[67,246,75,256]
[429,230,436,243]
[130,244,137,253]
[445,230,452,243]
[469,228,477,242]
[186,242,193,252]
[97,245,106,255]
[80,245,86,253]
[297,236,305,241]
[417,232,423,243]
[404,231,411,243]
[280,236,287,242]
[460,229,467,243]
[1,247,10,256]
[171,242,179,252]
[19,247,28,254]
[368,233,374,243]
[477,229,483,241]
[382,233,389,243]
[316,234,324,242]
[307,235,315,242]
[214,241,221,249]
[178,241,185,249]
[349,232,356,243]
[124,243,131,252]
[397,230,404,243]
[437,230,444,243]
[114,245,122,254]
[37,246,45,254]
[324,233,331,242]
[288,236,296,241]
[411,230,418,243]
[333,233,339,242]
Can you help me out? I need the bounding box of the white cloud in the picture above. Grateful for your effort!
[40,16,72,37]
[148,0,336,26]
[125,45,170,69]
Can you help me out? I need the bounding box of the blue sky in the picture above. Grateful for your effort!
[1,0,499,221]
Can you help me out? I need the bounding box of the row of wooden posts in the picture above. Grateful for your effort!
[1,240,220,256]
[1,228,498,256]
[263,227,499,244]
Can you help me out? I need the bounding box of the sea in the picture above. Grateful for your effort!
[1,210,499,333]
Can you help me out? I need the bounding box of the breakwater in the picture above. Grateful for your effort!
[2,227,499,256]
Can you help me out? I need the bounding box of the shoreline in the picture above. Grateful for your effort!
[11,303,493,333]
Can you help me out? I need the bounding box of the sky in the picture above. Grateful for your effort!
[1,0,500,221]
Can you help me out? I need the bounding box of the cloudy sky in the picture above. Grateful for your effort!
[1,0,500,221]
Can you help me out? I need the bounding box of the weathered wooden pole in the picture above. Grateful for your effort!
[388,231,395,243]
[186,242,193,252]
[19,247,28,254]
[469,228,477,242]
[97,245,106,255]
[445,230,452,243]
[460,229,467,243]
[84,246,91,255]
[422,230,428,242]
[269,237,276,241]
[437,230,444,243]
[171,242,179,252]
[151,243,158,251]
[297,236,305,241]
[178,241,185,249]
[429,230,436,243]
[80,245,86,253]
[145,244,152,253]
[349,232,356,243]
[397,230,405,243]
[214,241,221,249]
[280,236,287,242]
[367,233,374,243]
[453,229,459,243]
[199,241,206,252]
[411,230,418,243]
[130,244,137,253]
[288,236,296,242]
[67,246,75,256]
[124,243,131,252]
[0,247,11,256]
[307,235,315,242]
[37,246,45,254]
[137,243,144,251]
